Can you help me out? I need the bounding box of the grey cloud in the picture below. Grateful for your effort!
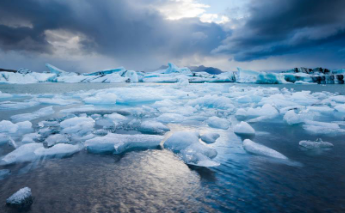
[214,0,345,62]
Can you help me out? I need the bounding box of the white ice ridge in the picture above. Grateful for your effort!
[164,132,219,167]
[243,139,288,160]
[85,133,164,154]
[11,106,54,122]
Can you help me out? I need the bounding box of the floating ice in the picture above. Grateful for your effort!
[84,92,117,105]
[299,138,334,150]
[234,122,255,135]
[45,134,70,147]
[303,120,345,135]
[139,121,170,134]
[0,91,12,99]
[283,110,311,125]
[157,113,185,123]
[205,116,230,129]
[21,133,41,144]
[335,104,345,113]
[188,95,234,110]
[60,117,95,135]
[85,133,164,154]
[1,143,43,165]
[243,139,288,160]
[200,133,220,144]
[34,97,79,105]
[6,187,33,208]
[0,101,39,110]
[0,120,32,134]
[34,144,81,158]
[164,132,219,167]
[11,106,54,122]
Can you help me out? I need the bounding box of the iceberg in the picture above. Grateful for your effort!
[243,139,288,160]
[234,122,255,135]
[60,117,95,135]
[0,101,39,110]
[85,133,163,154]
[6,187,33,208]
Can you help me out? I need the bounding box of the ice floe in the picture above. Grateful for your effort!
[200,133,220,144]
[299,138,334,150]
[85,133,163,154]
[243,139,288,160]
[164,132,219,167]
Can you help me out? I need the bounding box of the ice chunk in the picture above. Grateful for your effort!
[60,117,95,135]
[21,133,40,144]
[84,92,117,105]
[299,138,334,150]
[1,143,43,165]
[188,95,234,110]
[6,187,33,208]
[0,120,18,133]
[234,122,255,135]
[157,113,185,123]
[85,133,163,154]
[11,106,54,122]
[104,113,128,123]
[335,104,345,113]
[139,121,170,134]
[34,144,81,157]
[303,120,345,135]
[35,97,79,105]
[245,104,279,117]
[205,116,230,129]
[0,101,39,110]
[0,133,9,145]
[243,139,288,160]
[164,132,219,167]
[45,134,70,147]
[283,110,310,125]
[0,169,11,179]
[0,91,12,99]
[200,133,220,144]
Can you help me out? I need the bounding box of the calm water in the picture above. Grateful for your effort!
[0,83,345,213]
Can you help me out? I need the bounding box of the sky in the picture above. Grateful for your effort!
[0,0,344,72]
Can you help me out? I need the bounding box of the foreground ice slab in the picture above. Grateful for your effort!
[164,132,219,167]
[85,133,164,154]
[299,138,334,150]
[243,139,288,160]
[6,187,33,208]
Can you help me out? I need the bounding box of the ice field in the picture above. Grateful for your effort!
[0,82,345,212]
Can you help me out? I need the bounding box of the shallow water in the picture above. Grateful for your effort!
[0,83,345,212]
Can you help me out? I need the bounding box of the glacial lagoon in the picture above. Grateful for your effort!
[0,82,345,212]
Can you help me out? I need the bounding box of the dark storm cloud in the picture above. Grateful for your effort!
[0,0,226,60]
[214,0,345,62]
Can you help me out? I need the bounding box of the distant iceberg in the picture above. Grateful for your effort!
[0,63,344,84]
